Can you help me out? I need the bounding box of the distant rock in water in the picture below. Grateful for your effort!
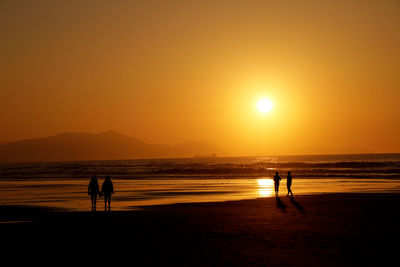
[0,131,225,162]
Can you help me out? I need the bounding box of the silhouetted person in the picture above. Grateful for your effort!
[101,176,114,212]
[88,176,100,212]
[287,171,293,197]
[273,171,281,197]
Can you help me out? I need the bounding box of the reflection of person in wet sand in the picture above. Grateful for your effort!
[88,176,100,212]
[273,172,281,196]
[101,176,114,212]
[287,171,294,197]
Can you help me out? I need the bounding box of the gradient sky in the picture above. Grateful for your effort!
[1,0,399,155]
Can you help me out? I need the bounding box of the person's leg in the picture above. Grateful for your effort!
[107,195,111,212]
[104,195,108,211]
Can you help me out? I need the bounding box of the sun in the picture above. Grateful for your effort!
[257,98,273,113]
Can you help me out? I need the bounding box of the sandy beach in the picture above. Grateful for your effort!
[2,193,399,266]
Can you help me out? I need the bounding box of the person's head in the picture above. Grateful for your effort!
[92,175,97,180]
[276,171,279,175]
[106,175,111,180]
[288,171,291,175]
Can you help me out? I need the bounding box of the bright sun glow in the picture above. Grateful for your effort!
[257,98,273,113]
[257,179,273,197]
[257,178,273,187]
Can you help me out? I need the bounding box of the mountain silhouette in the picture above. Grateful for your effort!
[0,131,225,162]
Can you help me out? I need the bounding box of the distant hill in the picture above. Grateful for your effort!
[0,131,226,162]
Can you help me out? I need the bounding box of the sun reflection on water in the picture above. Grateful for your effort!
[257,178,274,197]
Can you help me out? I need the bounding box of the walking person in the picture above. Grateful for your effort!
[287,171,294,197]
[273,171,281,197]
[101,176,114,212]
[88,176,100,212]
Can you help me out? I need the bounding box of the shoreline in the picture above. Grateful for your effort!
[2,178,400,212]
[1,192,400,219]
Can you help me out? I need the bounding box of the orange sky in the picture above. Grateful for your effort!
[1,0,399,156]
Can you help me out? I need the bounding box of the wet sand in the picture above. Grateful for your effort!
[2,193,399,266]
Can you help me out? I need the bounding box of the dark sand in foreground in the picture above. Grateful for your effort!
[2,193,399,266]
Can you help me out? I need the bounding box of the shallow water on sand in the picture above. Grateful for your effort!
[1,154,400,211]
[0,178,399,211]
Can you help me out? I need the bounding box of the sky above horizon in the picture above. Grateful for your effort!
[1,0,399,156]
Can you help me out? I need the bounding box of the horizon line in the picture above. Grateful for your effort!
[0,152,399,164]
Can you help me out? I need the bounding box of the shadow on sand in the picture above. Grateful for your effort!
[289,196,306,214]
[275,197,287,211]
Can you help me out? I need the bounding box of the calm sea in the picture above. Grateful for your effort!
[1,153,399,211]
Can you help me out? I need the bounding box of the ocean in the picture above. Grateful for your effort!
[1,153,399,211]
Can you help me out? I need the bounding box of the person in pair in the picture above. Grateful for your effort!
[88,176,100,212]
[101,176,114,212]
[273,171,281,197]
[287,171,294,197]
